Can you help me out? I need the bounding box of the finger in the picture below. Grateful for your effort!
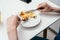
[38,10,43,12]
[16,16,20,22]
[13,15,20,21]
[17,16,21,26]
[38,2,47,6]
[17,16,21,23]
[37,7,45,10]
[37,2,47,9]
[37,7,45,12]
[17,19,20,25]
[38,9,47,12]
[37,5,46,10]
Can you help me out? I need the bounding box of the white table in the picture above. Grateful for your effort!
[0,0,60,40]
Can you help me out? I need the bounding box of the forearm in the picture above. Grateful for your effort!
[53,8,60,13]
[7,27,18,40]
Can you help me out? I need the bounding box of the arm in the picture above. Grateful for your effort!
[53,8,60,13]
[7,15,20,40]
[37,2,60,13]
[7,27,18,40]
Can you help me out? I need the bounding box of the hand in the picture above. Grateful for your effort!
[7,15,21,31]
[37,2,54,12]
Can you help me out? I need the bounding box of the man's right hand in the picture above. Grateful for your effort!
[37,2,54,12]
[7,15,21,32]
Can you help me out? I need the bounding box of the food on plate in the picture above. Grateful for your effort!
[20,12,28,21]
[20,11,37,21]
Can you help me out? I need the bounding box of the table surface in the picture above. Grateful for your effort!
[0,0,60,40]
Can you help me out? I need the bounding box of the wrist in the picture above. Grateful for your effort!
[50,7,55,12]
[7,26,17,32]
[52,7,60,13]
[52,7,56,12]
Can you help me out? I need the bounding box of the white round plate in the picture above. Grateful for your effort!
[21,11,41,27]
